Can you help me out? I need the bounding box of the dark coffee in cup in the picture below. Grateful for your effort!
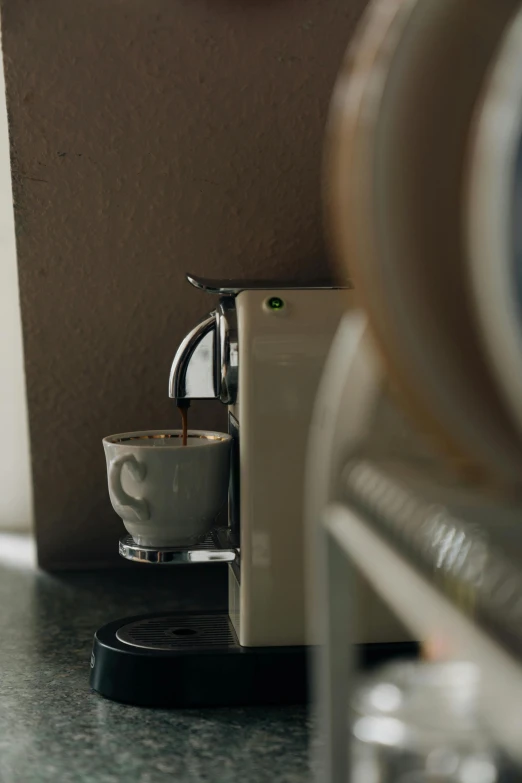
[178,406,188,446]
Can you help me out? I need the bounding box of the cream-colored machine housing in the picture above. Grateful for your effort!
[170,275,404,649]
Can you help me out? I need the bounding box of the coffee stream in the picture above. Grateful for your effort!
[178,406,188,446]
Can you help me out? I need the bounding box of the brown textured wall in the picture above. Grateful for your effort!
[1,0,366,568]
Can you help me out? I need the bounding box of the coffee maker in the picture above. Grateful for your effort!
[90,274,351,707]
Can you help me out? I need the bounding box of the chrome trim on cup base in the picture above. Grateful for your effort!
[118,530,238,565]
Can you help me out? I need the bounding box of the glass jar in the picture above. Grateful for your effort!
[351,660,510,783]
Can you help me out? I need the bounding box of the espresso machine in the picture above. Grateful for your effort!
[90,274,351,707]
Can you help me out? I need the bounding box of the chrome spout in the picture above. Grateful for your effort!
[168,312,218,402]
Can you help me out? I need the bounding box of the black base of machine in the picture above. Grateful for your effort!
[90,611,308,708]
[90,611,418,708]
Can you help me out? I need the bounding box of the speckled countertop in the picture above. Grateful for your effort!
[0,537,310,783]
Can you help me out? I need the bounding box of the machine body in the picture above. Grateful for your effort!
[90,275,414,708]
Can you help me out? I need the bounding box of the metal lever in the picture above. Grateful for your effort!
[186,273,350,294]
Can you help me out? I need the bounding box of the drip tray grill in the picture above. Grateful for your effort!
[116,613,237,650]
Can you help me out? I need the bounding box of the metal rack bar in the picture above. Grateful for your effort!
[321,502,522,773]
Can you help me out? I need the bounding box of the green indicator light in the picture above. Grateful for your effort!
[267,296,285,310]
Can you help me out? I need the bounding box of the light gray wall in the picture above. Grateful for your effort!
[1,0,366,568]
[0,56,32,532]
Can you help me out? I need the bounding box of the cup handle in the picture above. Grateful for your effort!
[108,455,150,521]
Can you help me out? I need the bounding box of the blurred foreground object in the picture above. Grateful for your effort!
[327,0,522,489]
[351,661,512,783]
[308,0,522,779]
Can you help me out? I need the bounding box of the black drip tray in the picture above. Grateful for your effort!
[90,611,308,708]
[90,611,418,708]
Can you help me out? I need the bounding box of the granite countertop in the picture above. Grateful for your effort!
[0,536,310,783]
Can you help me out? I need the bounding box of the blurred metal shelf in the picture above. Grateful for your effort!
[321,474,522,769]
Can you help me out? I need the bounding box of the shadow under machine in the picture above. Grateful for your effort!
[90,273,389,707]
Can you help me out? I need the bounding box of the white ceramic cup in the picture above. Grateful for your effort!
[103,430,232,547]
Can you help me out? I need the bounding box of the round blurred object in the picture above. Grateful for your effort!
[467,7,522,453]
[326,0,522,487]
[350,660,503,783]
